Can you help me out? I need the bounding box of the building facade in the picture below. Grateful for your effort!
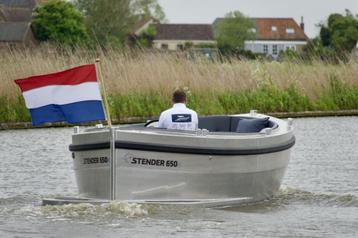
[0,0,37,46]
[214,17,308,58]
[152,24,216,51]
[245,18,308,58]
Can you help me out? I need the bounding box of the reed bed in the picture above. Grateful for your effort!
[1,46,358,123]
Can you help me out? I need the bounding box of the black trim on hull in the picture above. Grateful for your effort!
[69,136,295,155]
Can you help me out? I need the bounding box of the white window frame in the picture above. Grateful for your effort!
[271,26,277,32]
[286,28,295,34]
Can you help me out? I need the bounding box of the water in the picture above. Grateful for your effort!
[0,117,357,238]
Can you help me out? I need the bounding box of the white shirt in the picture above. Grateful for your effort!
[158,103,198,131]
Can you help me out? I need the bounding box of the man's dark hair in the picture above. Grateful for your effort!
[172,89,187,103]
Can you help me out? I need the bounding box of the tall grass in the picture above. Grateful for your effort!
[0,46,358,123]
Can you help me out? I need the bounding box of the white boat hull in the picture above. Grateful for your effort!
[70,114,295,204]
[73,147,291,202]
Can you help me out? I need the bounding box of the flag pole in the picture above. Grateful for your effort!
[95,59,116,200]
[95,59,112,127]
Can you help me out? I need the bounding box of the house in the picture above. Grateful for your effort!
[0,0,38,46]
[0,22,36,47]
[214,17,308,58]
[0,0,38,10]
[131,19,217,57]
[131,15,158,36]
[152,24,216,50]
[0,7,32,22]
[246,17,308,58]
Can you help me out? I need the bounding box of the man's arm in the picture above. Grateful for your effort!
[158,112,166,128]
[193,111,199,129]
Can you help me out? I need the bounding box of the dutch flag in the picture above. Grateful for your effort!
[15,64,106,126]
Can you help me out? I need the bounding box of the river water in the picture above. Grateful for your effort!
[0,117,357,238]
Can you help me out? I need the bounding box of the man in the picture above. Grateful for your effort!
[158,89,198,130]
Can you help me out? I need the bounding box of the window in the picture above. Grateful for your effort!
[161,44,168,50]
[249,28,257,33]
[286,28,295,34]
[271,26,277,32]
[272,45,278,55]
[263,45,268,54]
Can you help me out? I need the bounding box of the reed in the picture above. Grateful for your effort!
[0,46,358,123]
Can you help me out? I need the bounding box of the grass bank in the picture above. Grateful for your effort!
[1,47,358,123]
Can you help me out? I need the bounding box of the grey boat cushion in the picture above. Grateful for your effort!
[198,116,231,132]
[230,116,242,132]
[198,116,277,133]
[236,117,270,133]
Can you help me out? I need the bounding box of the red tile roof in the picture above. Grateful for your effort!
[253,18,308,41]
[154,24,214,41]
[214,17,308,41]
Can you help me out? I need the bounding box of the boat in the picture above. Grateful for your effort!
[44,111,295,207]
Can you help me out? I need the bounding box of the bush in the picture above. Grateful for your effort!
[32,0,89,47]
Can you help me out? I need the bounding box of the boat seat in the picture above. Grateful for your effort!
[199,116,278,133]
[198,116,231,132]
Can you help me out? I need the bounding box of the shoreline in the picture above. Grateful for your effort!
[1,110,358,130]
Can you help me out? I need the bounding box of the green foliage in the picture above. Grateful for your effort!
[302,38,340,62]
[320,74,358,109]
[32,0,89,47]
[0,96,30,122]
[319,10,358,52]
[194,43,218,49]
[135,25,157,48]
[75,0,135,48]
[301,10,358,62]
[2,79,358,123]
[184,42,194,50]
[105,80,358,118]
[109,91,170,119]
[279,48,302,61]
[215,11,256,53]
[237,49,264,60]
[75,0,166,48]
[131,0,166,22]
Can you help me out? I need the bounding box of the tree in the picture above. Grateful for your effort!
[319,10,358,52]
[131,0,166,22]
[75,0,166,47]
[214,11,256,53]
[302,38,338,62]
[135,25,156,48]
[75,0,135,47]
[32,0,89,46]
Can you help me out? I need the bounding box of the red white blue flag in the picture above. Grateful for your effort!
[15,64,106,126]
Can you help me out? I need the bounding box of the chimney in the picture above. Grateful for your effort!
[300,16,305,31]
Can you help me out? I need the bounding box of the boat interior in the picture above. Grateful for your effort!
[125,115,279,133]
[198,116,277,133]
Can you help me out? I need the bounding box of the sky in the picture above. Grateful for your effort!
[157,0,358,38]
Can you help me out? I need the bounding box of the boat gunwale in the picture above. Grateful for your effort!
[69,135,295,155]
